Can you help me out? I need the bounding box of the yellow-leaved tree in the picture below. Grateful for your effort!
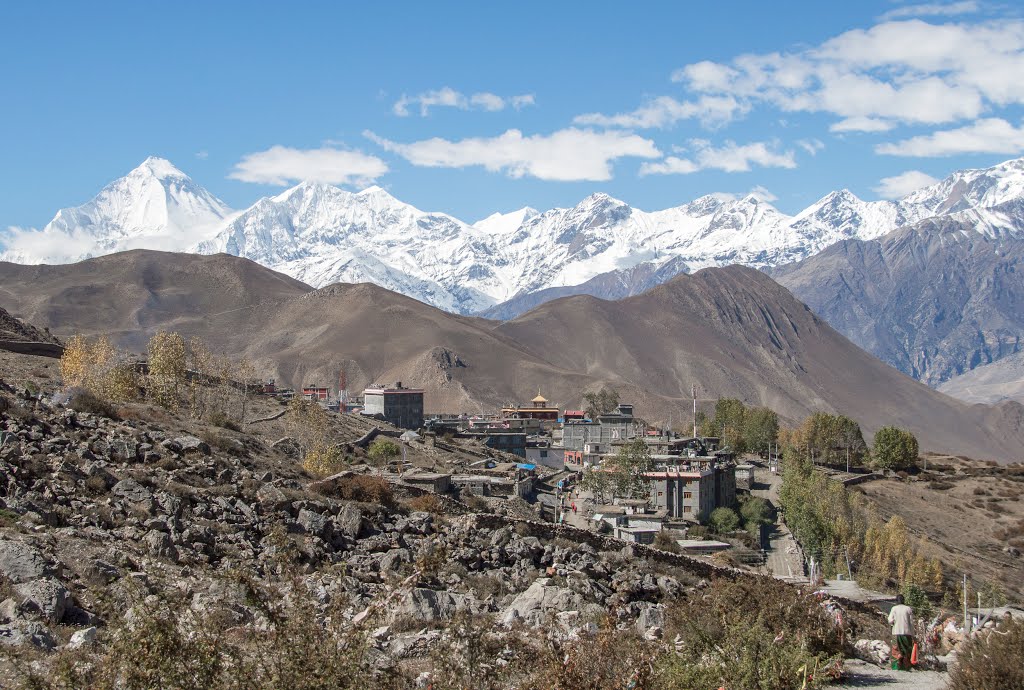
[60,335,139,402]
[147,331,187,410]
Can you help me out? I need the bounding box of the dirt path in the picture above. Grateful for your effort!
[751,466,806,580]
[832,659,947,688]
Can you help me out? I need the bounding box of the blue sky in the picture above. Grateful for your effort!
[3,0,1024,228]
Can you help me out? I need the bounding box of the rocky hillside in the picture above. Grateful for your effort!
[0,307,59,345]
[939,351,1024,405]
[0,358,890,688]
[774,217,1024,386]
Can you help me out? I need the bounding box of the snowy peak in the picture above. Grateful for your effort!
[6,154,1024,314]
[134,156,190,181]
[0,157,233,265]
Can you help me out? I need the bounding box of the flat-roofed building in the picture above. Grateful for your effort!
[362,382,424,429]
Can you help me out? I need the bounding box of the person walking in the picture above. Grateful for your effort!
[888,594,915,671]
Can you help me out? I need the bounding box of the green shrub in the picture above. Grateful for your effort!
[709,506,740,532]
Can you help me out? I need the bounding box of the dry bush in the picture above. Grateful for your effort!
[67,388,117,419]
[333,475,395,507]
[929,480,955,490]
[461,494,489,512]
[302,442,346,477]
[652,530,680,553]
[656,579,847,689]
[948,618,1024,690]
[406,493,445,514]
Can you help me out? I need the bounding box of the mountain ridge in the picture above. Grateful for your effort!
[7,156,1024,316]
[2,248,1024,462]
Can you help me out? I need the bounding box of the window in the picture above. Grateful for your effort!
[684,491,692,498]
[683,506,691,513]
[657,491,663,497]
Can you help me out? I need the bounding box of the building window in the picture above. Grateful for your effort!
[684,491,692,498]
[657,491,663,497]
[683,506,691,513]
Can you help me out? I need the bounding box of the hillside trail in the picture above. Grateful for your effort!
[834,659,947,688]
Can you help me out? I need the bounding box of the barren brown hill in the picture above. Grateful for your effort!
[496,265,1024,461]
[0,249,312,352]
[2,250,1023,461]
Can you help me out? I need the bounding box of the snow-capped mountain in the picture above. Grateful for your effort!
[0,157,233,264]
[5,155,1024,314]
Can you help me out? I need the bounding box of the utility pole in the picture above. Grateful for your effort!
[844,546,852,580]
[693,383,698,438]
[846,446,850,474]
[963,573,970,633]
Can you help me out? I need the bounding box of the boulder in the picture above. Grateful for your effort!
[16,578,70,624]
[297,509,331,539]
[335,504,368,539]
[0,621,57,650]
[0,539,54,583]
[499,578,584,626]
[391,588,475,623]
[174,435,211,455]
[111,479,153,505]
[67,626,97,649]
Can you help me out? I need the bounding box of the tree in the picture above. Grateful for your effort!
[579,465,615,504]
[60,334,139,403]
[606,438,653,499]
[872,426,919,470]
[740,496,774,532]
[582,387,619,420]
[147,331,186,410]
[711,398,747,452]
[367,438,401,465]
[742,407,779,456]
[710,507,741,532]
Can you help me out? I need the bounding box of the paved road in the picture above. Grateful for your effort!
[751,466,806,580]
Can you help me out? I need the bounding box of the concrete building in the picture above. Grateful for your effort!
[562,404,638,451]
[646,467,715,522]
[362,382,424,430]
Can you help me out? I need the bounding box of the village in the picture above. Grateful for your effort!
[283,379,770,567]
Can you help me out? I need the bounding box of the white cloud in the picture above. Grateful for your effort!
[670,19,1024,129]
[879,1,979,21]
[393,87,536,116]
[229,145,388,186]
[640,139,796,176]
[0,225,99,264]
[830,117,895,133]
[873,170,941,198]
[876,118,1024,156]
[366,128,660,182]
[194,150,209,160]
[748,185,779,202]
[510,94,536,109]
[470,92,505,111]
[573,95,747,129]
[797,138,825,155]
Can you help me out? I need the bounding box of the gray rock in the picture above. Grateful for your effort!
[16,578,70,624]
[391,588,475,623]
[499,578,583,626]
[256,484,290,512]
[0,621,58,650]
[67,626,97,649]
[175,435,211,455]
[111,479,153,505]
[297,509,331,539]
[379,548,411,573]
[335,504,367,539]
[0,539,54,583]
[272,437,301,458]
